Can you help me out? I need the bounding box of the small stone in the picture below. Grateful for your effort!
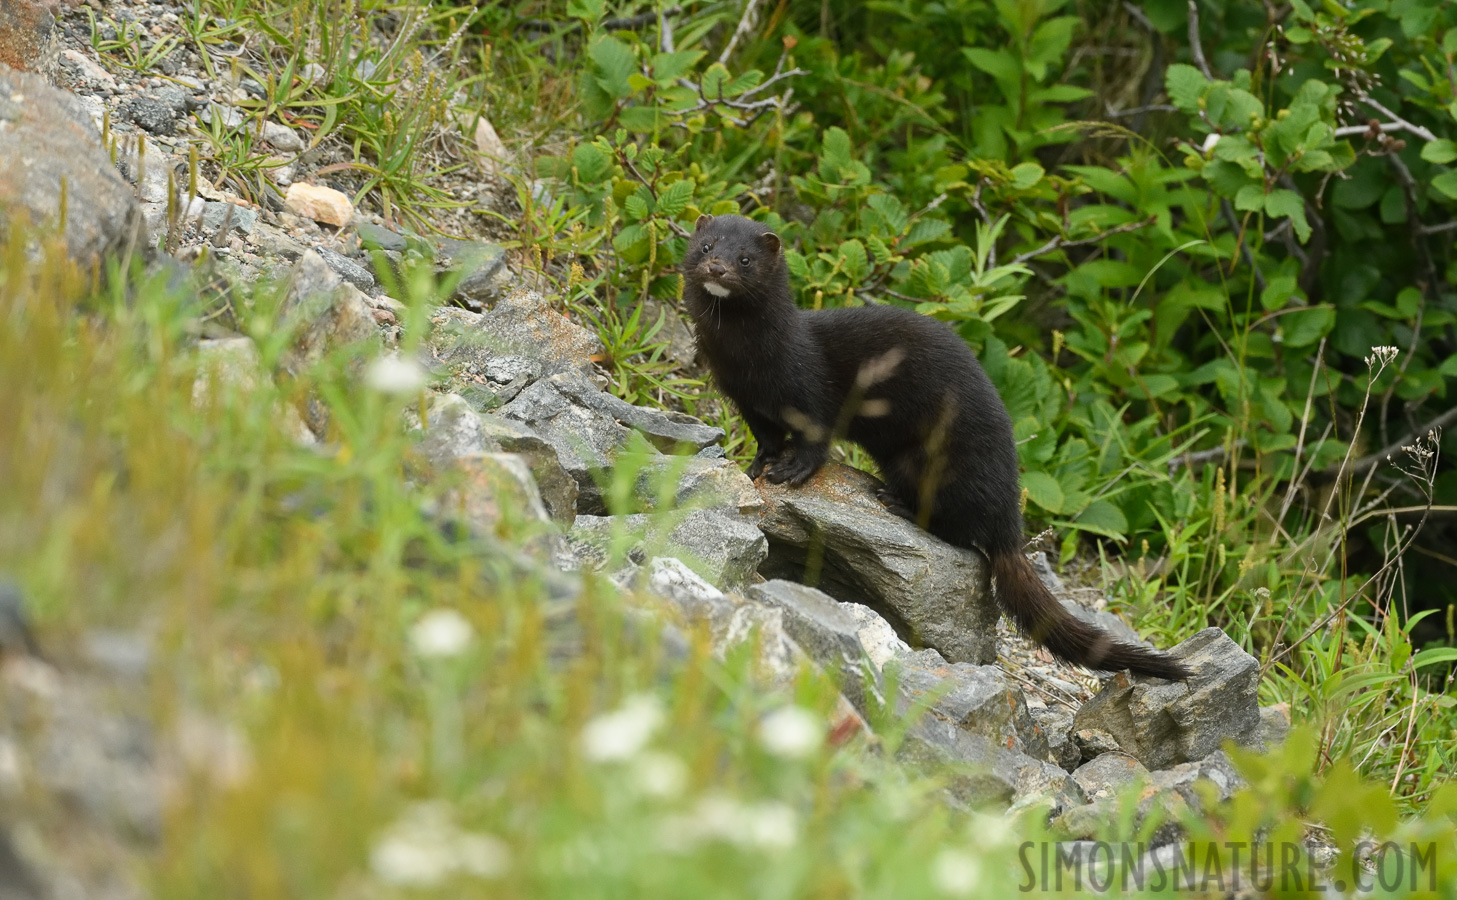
[1071,751,1149,802]
[316,246,375,291]
[201,201,258,235]
[1030,706,1080,771]
[473,114,508,175]
[1072,728,1121,761]
[372,308,396,325]
[61,48,115,88]
[284,182,354,227]
[357,221,407,252]
[261,119,305,152]
[120,95,178,135]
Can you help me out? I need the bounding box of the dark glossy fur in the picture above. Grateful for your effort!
[682,214,1189,680]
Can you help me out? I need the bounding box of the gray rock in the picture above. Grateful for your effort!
[841,602,910,669]
[80,630,151,681]
[1072,627,1260,770]
[479,413,578,524]
[427,292,603,386]
[553,375,725,452]
[748,580,876,713]
[151,84,190,113]
[570,506,766,591]
[424,452,560,561]
[1030,705,1080,771]
[249,221,309,260]
[201,201,258,236]
[0,68,141,267]
[1071,751,1149,802]
[1029,551,1065,593]
[897,723,1084,815]
[436,239,509,309]
[275,251,380,436]
[499,375,638,515]
[631,455,760,515]
[894,648,1049,760]
[642,558,805,687]
[0,0,59,77]
[357,221,407,252]
[1253,703,1290,752]
[316,246,376,292]
[192,337,314,443]
[414,393,497,462]
[757,463,999,665]
[119,95,178,135]
[1063,600,1143,647]
[1055,751,1243,844]
[696,444,727,460]
[1073,728,1122,761]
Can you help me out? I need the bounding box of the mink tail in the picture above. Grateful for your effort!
[989,550,1191,681]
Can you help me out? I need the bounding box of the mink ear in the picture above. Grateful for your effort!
[759,231,781,255]
[695,214,713,232]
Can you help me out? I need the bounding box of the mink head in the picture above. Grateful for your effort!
[682,214,784,300]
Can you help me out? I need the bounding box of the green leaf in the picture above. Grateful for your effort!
[1261,274,1298,311]
[1165,64,1207,111]
[1432,170,1457,199]
[650,50,703,83]
[1280,306,1335,348]
[655,179,694,217]
[589,35,635,100]
[1069,499,1129,539]
[1234,183,1266,212]
[700,62,735,99]
[962,48,1019,85]
[567,0,605,21]
[821,126,853,169]
[1010,162,1045,189]
[838,239,869,283]
[1264,189,1310,242]
[1420,139,1457,165]
[571,143,611,183]
[618,105,665,133]
[624,194,649,222]
[1021,470,1065,514]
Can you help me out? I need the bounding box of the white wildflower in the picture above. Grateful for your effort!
[366,354,428,396]
[370,802,509,887]
[632,751,689,798]
[655,794,799,853]
[739,801,799,850]
[580,694,664,762]
[409,609,475,659]
[932,848,983,896]
[757,706,823,759]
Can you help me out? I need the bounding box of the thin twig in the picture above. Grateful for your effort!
[1008,216,1156,266]
[718,0,764,65]
[1187,0,1214,78]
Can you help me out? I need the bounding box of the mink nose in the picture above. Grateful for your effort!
[706,260,728,278]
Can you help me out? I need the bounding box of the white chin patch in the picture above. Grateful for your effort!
[702,281,730,298]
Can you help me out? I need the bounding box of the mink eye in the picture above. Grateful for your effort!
[701,242,710,253]
[738,255,751,266]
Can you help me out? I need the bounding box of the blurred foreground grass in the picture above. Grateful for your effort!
[0,235,1048,898]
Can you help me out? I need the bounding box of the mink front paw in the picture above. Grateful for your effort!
[765,450,824,486]
[747,448,783,480]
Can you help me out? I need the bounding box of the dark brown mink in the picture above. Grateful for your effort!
[680,213,1190,681]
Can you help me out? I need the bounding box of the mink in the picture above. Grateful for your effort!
[680,213,1190,680]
